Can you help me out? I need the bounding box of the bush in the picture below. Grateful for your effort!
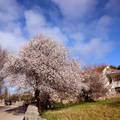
[9,94,19,102]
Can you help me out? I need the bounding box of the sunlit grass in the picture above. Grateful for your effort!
[42,98,120,120]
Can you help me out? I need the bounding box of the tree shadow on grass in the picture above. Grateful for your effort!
[5,105,28,115]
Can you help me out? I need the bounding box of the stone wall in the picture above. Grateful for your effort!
[24,105,46,120]
[102,65,120,95]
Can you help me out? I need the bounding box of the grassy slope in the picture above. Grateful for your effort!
[42,98,120,120]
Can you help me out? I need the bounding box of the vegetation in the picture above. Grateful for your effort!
[3,35,84,110]
[42,98,120,120]
[80,65,108,101]
[0,46,7,95]
[0,35,118,116]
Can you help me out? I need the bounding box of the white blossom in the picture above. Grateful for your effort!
[4,35,84,99]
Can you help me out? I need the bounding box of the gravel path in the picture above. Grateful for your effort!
[0,105,25,120]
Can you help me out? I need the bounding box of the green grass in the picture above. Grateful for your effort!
[42,98,120,120]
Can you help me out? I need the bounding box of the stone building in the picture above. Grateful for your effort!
[103,65,120,95]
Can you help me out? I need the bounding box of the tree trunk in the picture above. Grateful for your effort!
[34,89,41,112]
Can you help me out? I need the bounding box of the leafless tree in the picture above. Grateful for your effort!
[80,65,107,101]
[0,46,8,95]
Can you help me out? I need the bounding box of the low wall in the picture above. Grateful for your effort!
[24,105,46,120]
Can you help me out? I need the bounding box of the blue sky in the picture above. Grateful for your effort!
[0,0,120,66]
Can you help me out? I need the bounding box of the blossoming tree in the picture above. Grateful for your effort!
[4,36,83,109]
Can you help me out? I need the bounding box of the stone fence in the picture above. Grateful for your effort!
[24,105,46,120]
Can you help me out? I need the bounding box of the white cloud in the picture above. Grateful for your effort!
[0,31,26,52]
[0,0,115,65]
[24,10,47,36]
[24,9,114,64]
[0,0,26,52]
[70,38,113,63]
[52,0,96,19]
[95,15,112,39]
[24,10,68,43]
[0,0,23,23]
[42,27,68,43]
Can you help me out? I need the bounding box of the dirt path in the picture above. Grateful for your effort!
[0,105,25,120]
